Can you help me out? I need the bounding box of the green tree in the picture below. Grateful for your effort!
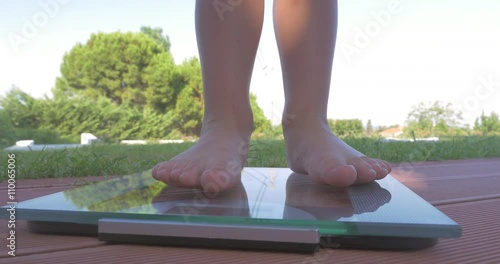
[474,111,500,135]
[55,31,177,109]
[0,109,16,147]
[171,58,272,137]
[250,93,272,137]
[0,86,42,129]
[172,58,204,136]
[143,52,178,113]
[140,26,171,52]
[4,28,274,142]
[41,95,171,141]
[404,101,463,137]
[0,88,63,144]
[328,119,365,137]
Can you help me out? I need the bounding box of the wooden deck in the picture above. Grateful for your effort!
[1,158,499,264]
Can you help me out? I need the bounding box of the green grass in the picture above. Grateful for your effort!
[1,136,499,181]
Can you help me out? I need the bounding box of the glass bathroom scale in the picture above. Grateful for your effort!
[0,168,461,253]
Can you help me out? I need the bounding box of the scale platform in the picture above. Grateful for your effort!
[0,168,461,253]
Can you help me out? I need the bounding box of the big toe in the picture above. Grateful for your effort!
[152,161,173,182]
[307,159,357,187]
[320,164,358,187]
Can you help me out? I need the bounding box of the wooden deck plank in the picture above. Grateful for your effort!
[394,176,500,204]
[391,158,500,203]
[0,220,103,258]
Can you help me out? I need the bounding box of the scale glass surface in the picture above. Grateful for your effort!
[0,168,461,253]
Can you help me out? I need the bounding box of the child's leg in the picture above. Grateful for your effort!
[152,0,265,192]
[273,0,391,187]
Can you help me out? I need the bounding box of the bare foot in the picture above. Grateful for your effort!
[282,113,391,187]
[152,118,252,193]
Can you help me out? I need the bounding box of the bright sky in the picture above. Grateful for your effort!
[1,0,499,127]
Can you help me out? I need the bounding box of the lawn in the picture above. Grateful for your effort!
[1,136,499,180]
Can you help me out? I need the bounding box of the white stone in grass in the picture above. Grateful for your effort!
[121,140,147,145]
[81,133,98,145]
[16,140,34,146]
[159,139,184,144]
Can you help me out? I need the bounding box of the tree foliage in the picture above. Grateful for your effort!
[474,111,500,135]
[55,31,176,110]
[0,109,16,147]
[1,27,273,143]
[35,95,177,141]
[172,58,204,136]
[0,87,62,145]
[328,119,365,137]
[0,86,43,129]
[404,101,463,137]
[250,93,273,136]
[140,26,171,52]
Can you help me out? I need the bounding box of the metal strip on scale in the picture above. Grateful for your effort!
[98,218,320,253]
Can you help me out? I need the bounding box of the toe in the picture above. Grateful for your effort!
[152,161,173,182]
[320,164,357,187]
[178,165,201,188]
[371,158,392,179]
[168,159,192,186]
[306,158,357,187]
[381,160,392,173]
[361,157,389,180]
[347,157,377,184]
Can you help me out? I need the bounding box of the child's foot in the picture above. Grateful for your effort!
[152,118,252,193]
[282,113,391,187]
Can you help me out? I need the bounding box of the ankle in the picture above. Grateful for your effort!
[281,112,329,132]
[201,114,254,138]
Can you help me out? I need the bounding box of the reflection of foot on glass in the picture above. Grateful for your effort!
[285,173,354,220]
[347,182,392,214]
[152,184,250,218]
[284,173,391,220]
[152,0,392,192]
